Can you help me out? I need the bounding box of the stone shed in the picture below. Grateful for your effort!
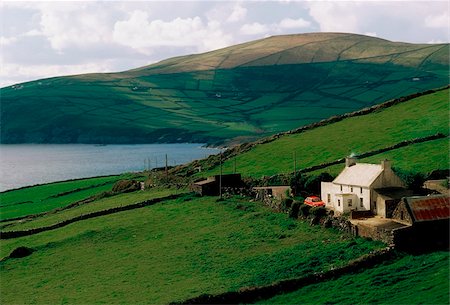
[191,174,242,196]
[392,194,450,251]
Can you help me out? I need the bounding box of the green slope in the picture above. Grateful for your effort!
[199,88,449,178]
[1,33,448,144]
[256,251,449,305]
[0,195,382,304]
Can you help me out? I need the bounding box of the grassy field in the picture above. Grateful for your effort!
[0,195,383,304]
[1,187,181,232]
[256,251,449,305]
[200,88,449,178]
[0,173,141,221]
[2,33,448,144]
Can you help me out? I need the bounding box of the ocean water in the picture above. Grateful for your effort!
[0,144,221,192]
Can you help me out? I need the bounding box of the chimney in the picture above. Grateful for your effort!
[381,159,391,170]
[345,156,357,167]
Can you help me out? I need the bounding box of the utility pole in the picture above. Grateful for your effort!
[165,154,168,179]
[293,151,297,177]
[219,153,223,199]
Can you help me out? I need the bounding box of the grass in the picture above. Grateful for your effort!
[1,187,182,232]
[0,196,383,304]
[255,251,450,305]
[1,33,448,145]
[308,137,449,177]
[201,89,449,178]
[0,173,143,221]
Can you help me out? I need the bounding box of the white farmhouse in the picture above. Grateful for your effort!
[321,157,406,215]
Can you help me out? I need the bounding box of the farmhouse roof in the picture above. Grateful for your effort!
[333,163,383,187]
[404,195,450,222]
[374,187,413,199]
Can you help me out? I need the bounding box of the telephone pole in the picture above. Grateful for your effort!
[219,154,223,199]
[165,154,168,179]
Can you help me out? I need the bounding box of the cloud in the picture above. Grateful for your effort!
[112,10,233,54]
[307,2,360,33]
[425,12,449,28]
[240,18,311,36]
[226,3,247,23]
[0,61,115,88]
[38,3,113,51]
[0,36,18,46]
[278,17,311,29]
[240,22,270,35]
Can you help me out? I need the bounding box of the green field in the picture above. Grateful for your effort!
[200,89,449,178]
[0,194,383,304]
[256,251,449,305]
[2,33,448,144]
[0,174,141,221]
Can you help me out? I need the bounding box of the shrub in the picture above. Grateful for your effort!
[304,172,334,194]
[393,168,426,192]
[112,179,140,193]
[310,206,327,218]
[10,246,34,258]
[299,204,311,217]
[289,201,301,219]
[281,198,293,212]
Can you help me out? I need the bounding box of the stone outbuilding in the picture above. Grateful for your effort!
[253,186,291,201]
[191,174,242,196]
[321,157,406,216]
[392,195,450,251]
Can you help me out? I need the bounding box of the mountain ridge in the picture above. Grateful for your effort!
[1,32,449,144]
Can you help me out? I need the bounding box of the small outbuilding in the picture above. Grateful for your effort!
[191,174,242,196]
[253,186,291,201]
[392,194,450,251]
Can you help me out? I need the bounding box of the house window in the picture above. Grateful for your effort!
[360,187,363,194]
[350,186,353,192]
[327,194,331,203]
[360,198,363,207]
[347,199,352,206]
[400,211,404,220]
[338,199,341,207]
[340,185,343,192]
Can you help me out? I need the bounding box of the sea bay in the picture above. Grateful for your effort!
[0,144,220,192]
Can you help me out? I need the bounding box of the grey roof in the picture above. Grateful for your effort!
[333,163,383,187]
[375,187,413,199]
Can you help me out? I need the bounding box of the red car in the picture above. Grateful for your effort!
[304,196,325,207]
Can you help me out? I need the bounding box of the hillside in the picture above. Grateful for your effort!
[0,193,383,304]
[191,88,449,178]
[1,33,448,144]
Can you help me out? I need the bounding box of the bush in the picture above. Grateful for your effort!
[289,201,301,219]
[112,179,140,193]
[393,168,426,192]
[304,172,334,194]
[281,198,293,212]
[10,246,34,258]
[299,204,311,217]
[310,206,327,218]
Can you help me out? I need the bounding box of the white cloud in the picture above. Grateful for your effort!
[240,22,270,35]
[425,12,449,28]
[0,36,18,46]
[307,2,360,33]
[364,32,378,37]
[39,4,113,51]
[0,61,115,88]
[226,4,247,23]
[278,17,311,29]
[240,18,311,36]
[112,11,233,55]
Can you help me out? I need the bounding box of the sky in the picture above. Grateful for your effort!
[0,0,448,87]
